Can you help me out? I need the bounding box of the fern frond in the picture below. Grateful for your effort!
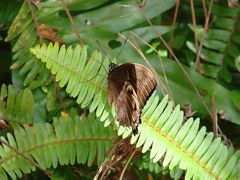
[30,43,114,127]
[6,2,51,89]
[118,93,240,179]
[0,84,34,124]
[187,3,240,81]
[0,113,116,179]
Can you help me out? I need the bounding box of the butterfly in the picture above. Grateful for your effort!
[107,62,157,135]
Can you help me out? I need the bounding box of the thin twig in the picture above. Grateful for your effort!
[26,0,43,43]
[60,0,84,47]
[202,0,208,22]
[195,0,214,71]
[94,139,124,180]
[0,140,53,177]
[170,0,180,49]
[211,95,218,138]
[217,127,232,147]
[190,0,199,50]
[119,149,136,180]
[132,0,212,118]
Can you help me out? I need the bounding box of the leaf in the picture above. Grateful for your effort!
[187,3,240,81]
[0,85,34,124]
[30,43,114,126]
[118,93,240,179]
[229,90,240,111]
[0,113,116,179]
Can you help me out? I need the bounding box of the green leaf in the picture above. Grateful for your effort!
[118,94,240,179]
[0,113,116,179]
[229,90,240,111]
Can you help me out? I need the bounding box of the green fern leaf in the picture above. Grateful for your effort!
[0,113,116,179]
[30,43,114,127]
[118,93,240,179]
[187,3,240,81]
[6,1,51,89]
[0,84,34,124]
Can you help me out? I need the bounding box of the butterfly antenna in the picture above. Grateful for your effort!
[114,37,128,64]
[96,40,112,64]
[96,40,111,75]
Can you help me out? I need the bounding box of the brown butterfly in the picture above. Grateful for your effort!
[108,62,157,135]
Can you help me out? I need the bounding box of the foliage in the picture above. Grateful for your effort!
[0,106,115,179]
[31,42,240,179]
[0,0,240,179]
[119,93,240,179]
[187,3,240,82]
[0,0,21,31]
[0,84,34,124]
[30,43,113,127]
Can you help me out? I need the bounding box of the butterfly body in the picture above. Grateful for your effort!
[108,63,157,134]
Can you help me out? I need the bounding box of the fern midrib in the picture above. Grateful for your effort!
[0,137,115,165]
[143,118,219,178]
[35,50,107,92]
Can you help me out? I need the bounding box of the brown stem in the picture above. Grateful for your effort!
[195,0,214,71]
[60,0,84,47]
[119,149,136,180]
[202,0,208,22]
[211,95,218,137]
[190,0,199,50]
[170,0,180,49]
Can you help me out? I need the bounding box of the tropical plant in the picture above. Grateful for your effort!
[0,0,240,179]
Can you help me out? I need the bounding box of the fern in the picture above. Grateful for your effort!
[5,1,51,89]
[118,93,240,179]
[6,0,175,90]
[0,0,21,30]
[187,3,240,81]
[0,84,34,124]
[0,113,116,179]
[30,43,114,127]
[31,43,240,178]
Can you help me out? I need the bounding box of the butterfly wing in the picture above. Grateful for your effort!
[116,82,140,133]
[108,63,157,133]
[133,64,157,108]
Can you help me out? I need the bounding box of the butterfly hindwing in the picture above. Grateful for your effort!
[116,82,140,133]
